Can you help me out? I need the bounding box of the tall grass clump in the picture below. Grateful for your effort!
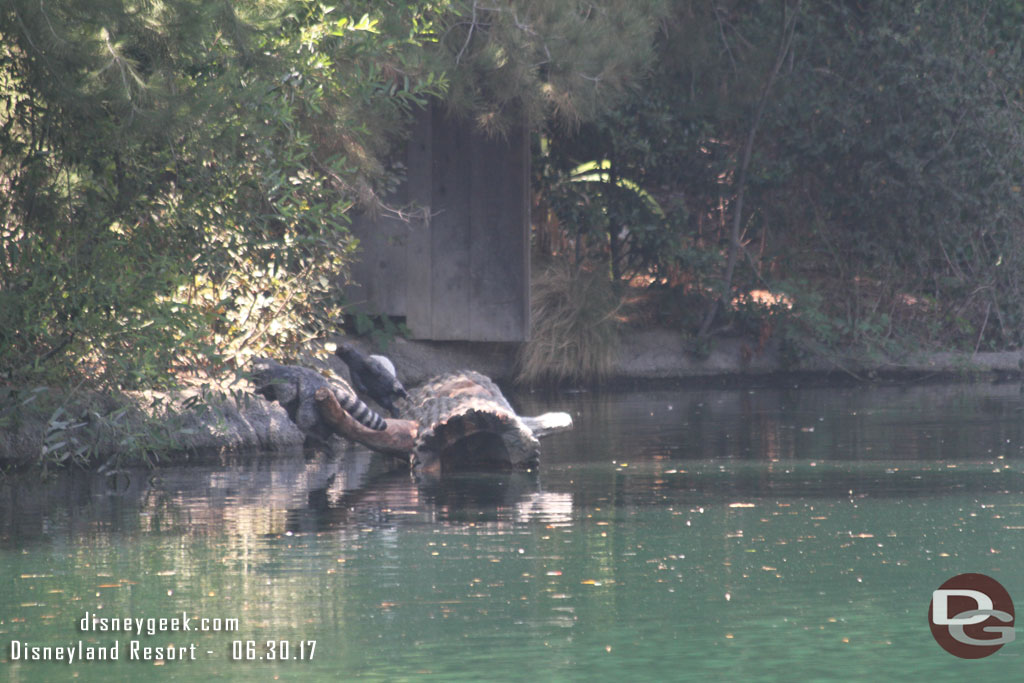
[516,262,623,387]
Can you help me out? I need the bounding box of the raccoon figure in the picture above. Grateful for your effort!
[334,342,410,418]
[334,390,387,431]
[252,359,389,439]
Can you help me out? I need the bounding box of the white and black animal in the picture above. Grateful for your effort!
[334,342,410,418]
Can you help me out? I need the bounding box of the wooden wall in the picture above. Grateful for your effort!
[347,105,531,342]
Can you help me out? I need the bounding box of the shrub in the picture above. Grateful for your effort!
[516,261,622,386]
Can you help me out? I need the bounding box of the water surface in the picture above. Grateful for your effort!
[2,382,1024,680]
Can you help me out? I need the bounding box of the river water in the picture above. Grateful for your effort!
[2,382,1024,680]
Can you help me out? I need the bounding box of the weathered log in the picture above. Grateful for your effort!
[406,371,542,471]
[253,360,571,471]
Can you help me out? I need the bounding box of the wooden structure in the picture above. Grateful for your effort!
[254,361,570,471]
[347,104,531,342]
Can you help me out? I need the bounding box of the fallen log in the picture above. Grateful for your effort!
[253,360,571,471]
[405,371,545,471]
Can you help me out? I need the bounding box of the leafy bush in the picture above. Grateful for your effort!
[0,0,445,389]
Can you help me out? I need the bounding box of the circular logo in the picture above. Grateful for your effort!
[929,573,1015,658]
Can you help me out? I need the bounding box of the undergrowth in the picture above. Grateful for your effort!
[516,261,623,387]
[0,380,250,471]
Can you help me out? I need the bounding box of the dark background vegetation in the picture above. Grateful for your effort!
[4,0,1024,406]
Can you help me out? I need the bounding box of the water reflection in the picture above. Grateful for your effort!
[293,468,573,531]
[3,382,1024,680]
[5,382,1023,545]
[0,447,576,548]
[518,380,1024,464]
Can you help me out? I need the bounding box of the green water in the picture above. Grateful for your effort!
[3,382,1024,681]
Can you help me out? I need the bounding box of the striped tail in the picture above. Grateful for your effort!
[337,391,387,431]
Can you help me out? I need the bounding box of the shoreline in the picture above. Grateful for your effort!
[380,329,1024,386]
[4,330,1023,464]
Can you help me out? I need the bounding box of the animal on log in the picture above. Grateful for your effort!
[252,360,571,470]
[251,359,389,440]
[334,342,410,418]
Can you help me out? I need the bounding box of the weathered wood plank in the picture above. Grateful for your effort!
[468,120,531,341]
[347,207,409,316]
[427,109,472,339]
[340,103,530,342]
[517,119,532,341]
[405,105,434,337]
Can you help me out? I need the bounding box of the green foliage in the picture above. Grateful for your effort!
[0,385,181,468]
[0,0,673,460]
[0,0,446,390]
[15,0,1024,434]
[751,1,1024,353]
[347,310,411,350]
[535,0,764,288]
[434,0,669,134]
[537,0,1024,358]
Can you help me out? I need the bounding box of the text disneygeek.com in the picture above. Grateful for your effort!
[4,612,316,665]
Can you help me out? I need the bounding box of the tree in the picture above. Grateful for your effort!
[767,0,1024,351]
[433,0,667,133]
[0,0,446,387]
[536,0,1024,356]
[2,0,673,393]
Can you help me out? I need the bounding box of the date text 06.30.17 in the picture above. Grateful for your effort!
[231,640,316,661]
